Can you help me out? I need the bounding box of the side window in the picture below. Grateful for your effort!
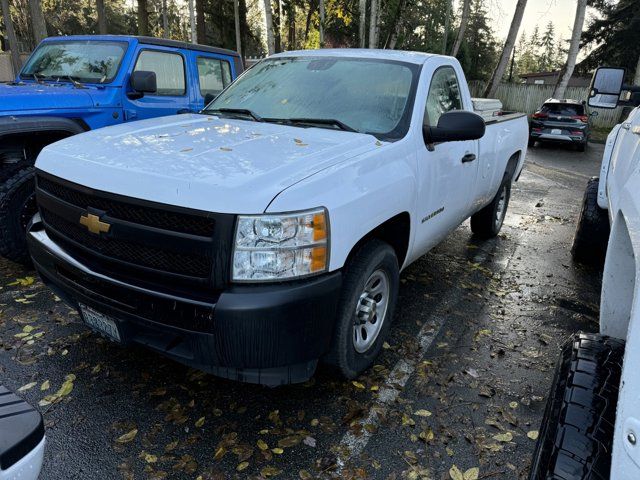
[134,50,186,96]
[197,57,232,97]
[424,67,462,126]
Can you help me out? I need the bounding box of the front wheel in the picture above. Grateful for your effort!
[323,240,399,379]
[470,174,512,239]
[571,177,609,266]
[0,168,37,264]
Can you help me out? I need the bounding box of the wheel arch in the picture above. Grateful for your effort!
[506,150,523,181]
[344,212,411,270]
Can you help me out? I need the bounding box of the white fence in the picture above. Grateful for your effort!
[469,80,625,129]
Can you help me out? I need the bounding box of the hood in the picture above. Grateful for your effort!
[36,114,382,213]
[0,82,95,112]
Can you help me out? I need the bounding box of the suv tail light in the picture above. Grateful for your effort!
[532,112,548,119]
[572,115,589,122]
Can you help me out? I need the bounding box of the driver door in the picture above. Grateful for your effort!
[413,66,480,254]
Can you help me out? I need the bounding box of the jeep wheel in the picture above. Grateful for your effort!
[323,240,399,379]
[571,177,609,266]
[0,168,37,264]
[470,173,512,239]
[529,333,624,480]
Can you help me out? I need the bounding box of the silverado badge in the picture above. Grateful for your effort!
[79,213,111,235]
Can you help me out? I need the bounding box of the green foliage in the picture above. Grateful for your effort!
[580,0,640,80]
[453,0,499,81]
[513,21,564,79]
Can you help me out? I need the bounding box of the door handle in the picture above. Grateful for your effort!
[461,153,476,163]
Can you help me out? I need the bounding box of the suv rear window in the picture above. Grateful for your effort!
[540,103,584,116]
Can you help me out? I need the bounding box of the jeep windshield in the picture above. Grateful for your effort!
[20,40,128,84]
[204,56,420,140]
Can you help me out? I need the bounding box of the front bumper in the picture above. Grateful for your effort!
[28,216,342,386]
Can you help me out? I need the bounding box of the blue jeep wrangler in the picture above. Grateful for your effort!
[0,35,242,262]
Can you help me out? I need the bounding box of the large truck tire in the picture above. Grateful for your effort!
[571,177,609,266]
[529,333,625,480]
[470,172,512,238]
[0,168,37,264]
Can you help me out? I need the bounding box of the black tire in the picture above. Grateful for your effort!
[470,173,512,239]
[571,177,609,266]
[0,160,31,183]
[0,168,37,264]
[323,240,399,379]
[529,333,624,480]
[528,136,536,148]
[577,140,587,152]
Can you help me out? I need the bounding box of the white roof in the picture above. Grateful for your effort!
[270,48,440,65]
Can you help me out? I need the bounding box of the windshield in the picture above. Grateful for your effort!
[21,41,128,84]
[541,103,584,116]
[205,56,419,140]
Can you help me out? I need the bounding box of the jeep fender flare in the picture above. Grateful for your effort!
[0,116,88,141]
[598,123,623,210]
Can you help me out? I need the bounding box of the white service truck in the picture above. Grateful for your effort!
[26,50,528,386]
[531,68,640,478]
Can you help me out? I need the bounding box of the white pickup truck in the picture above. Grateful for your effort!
[27,50,528,386]
[531,68,640,479]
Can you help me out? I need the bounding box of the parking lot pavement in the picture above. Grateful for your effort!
[0,143,603,480]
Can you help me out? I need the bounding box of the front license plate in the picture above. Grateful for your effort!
[551,128,562,135]
[79,304,121,342]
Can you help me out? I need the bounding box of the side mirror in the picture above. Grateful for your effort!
[423,110,486,146]
[130,70,157,95]
[588,67,625,109]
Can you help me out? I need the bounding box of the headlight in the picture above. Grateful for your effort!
[232,208,329,282]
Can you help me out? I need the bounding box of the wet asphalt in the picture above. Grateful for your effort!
[0,141,603,480]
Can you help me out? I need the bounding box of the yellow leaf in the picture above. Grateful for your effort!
[493,432,513,442]
[527,430,539,440]
[236,461,249,472]
[449,465,464,480]
[18,382,37,392]
[40,380,50,391]
[56,380,73,397]
[116,428,138,444]
[143,453,158,463]
[261,466,282,477]
[271,448,284,454]
[420,428,435,441]
[195,417,205,427]
[509,401,518,409]
[352,381,365,389]
[213,446,226,461]
[402,413,415,426]
[257,439,269,451]
[278,436,300,448]
[464,467,480,480]
[23,325,35,333]
[382,341,391,349]
[414,409,432,417]
[370,385,379,391]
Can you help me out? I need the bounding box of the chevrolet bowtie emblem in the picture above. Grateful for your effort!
[79,213,111,235]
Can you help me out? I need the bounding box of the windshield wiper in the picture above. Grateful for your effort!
[67,75,85,88]
[207,108,263,122]
[31,73,44,84]
[267,117,358,133]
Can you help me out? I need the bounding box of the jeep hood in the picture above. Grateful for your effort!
[36,114,381,213]
[0,82,95,111]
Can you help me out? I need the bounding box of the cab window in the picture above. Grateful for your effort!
[424,67,462,125]
[197,57,232,98]
[133,50,186,96]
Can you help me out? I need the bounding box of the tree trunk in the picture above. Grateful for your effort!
[483,0,527,98]
[442,0,452,54]
[368,0,377,48]
[273,0,281,52]
[96,0,107,34]
[359,0,366,48]
[385,0,405,49]
[138,0,149,36]
[634,52,640,86]
[451,0,471,57]
[552,0,587,99]
[286,1,295,50]
[196,0,206,44]
[239,0,248,61]
[234,0,242,55]
[319,0,325,47]
[263,0,275,55]
[28,0,48,43]
[162,0,169,38]
[0,0,21,75]
[187,0,196,43]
